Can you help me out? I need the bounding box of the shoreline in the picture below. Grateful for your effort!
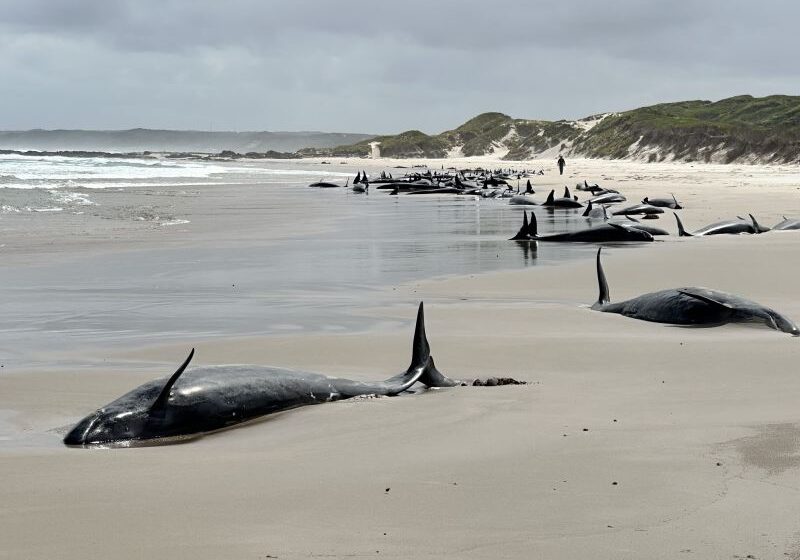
[2,156,800,558]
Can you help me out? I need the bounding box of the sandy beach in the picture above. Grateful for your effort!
[1,157,800,559]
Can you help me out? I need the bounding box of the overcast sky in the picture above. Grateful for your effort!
[1,0,797,134]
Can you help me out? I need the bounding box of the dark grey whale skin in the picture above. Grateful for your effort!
[673,212,763,236]
[773,217,800,231]
[64,303,454,447]
[510,211,653,243]
[541,189,583,208]
[642,194,682,209]
[590,248,799,336]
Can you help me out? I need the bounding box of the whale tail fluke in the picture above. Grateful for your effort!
[419,356,461,387]
[591,247,611,309]
[383,302,433,395]
[510,211,531,240]
[409,301,430,370]
[527,210,538,237]
[674,212,692,237]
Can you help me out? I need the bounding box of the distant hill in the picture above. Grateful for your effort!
[0,129,375,153]
[308,95,800,164]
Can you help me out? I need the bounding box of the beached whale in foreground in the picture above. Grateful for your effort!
[590,248,799,336]
[64,303,462,447]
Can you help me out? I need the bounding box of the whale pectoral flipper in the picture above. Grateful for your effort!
[607,222,654,240]
[677,290,735,309]
[607,222,631,231]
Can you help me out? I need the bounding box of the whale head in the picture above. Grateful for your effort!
[766,310,800,336]
[64,350,195,447]
[63,400,154,447]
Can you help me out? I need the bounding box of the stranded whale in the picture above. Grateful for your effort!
[64,303,459,447]
[674,213,764,236]
[590,248,799,336]
[510,211,653,243]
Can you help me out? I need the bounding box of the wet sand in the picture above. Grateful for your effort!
[1,157,800,559]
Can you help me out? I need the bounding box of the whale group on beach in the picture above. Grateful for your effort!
[61,164,800,448]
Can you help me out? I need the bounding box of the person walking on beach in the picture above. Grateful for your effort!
[557,155,566,176]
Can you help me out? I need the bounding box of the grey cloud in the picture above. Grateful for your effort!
[0,0,797,132]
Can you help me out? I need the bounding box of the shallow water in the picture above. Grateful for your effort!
[0,156,642,371]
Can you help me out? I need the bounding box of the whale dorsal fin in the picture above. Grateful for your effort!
[151,349,195,412]
[749,214,766,233]
[582,200,593,217]
[673,212,691,236]
[545,190,554,204]
[677,289,734,309]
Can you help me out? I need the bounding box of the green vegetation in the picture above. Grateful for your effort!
[440,112,514,156]
[573,95,800,163]
[313,95,800,164]
[371,130,450,158]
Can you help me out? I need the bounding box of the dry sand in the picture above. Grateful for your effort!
[1,157,800,559]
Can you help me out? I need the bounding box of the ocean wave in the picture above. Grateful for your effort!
[49,190,95,206]
[97,160,182,169]
[0,154,353,191]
